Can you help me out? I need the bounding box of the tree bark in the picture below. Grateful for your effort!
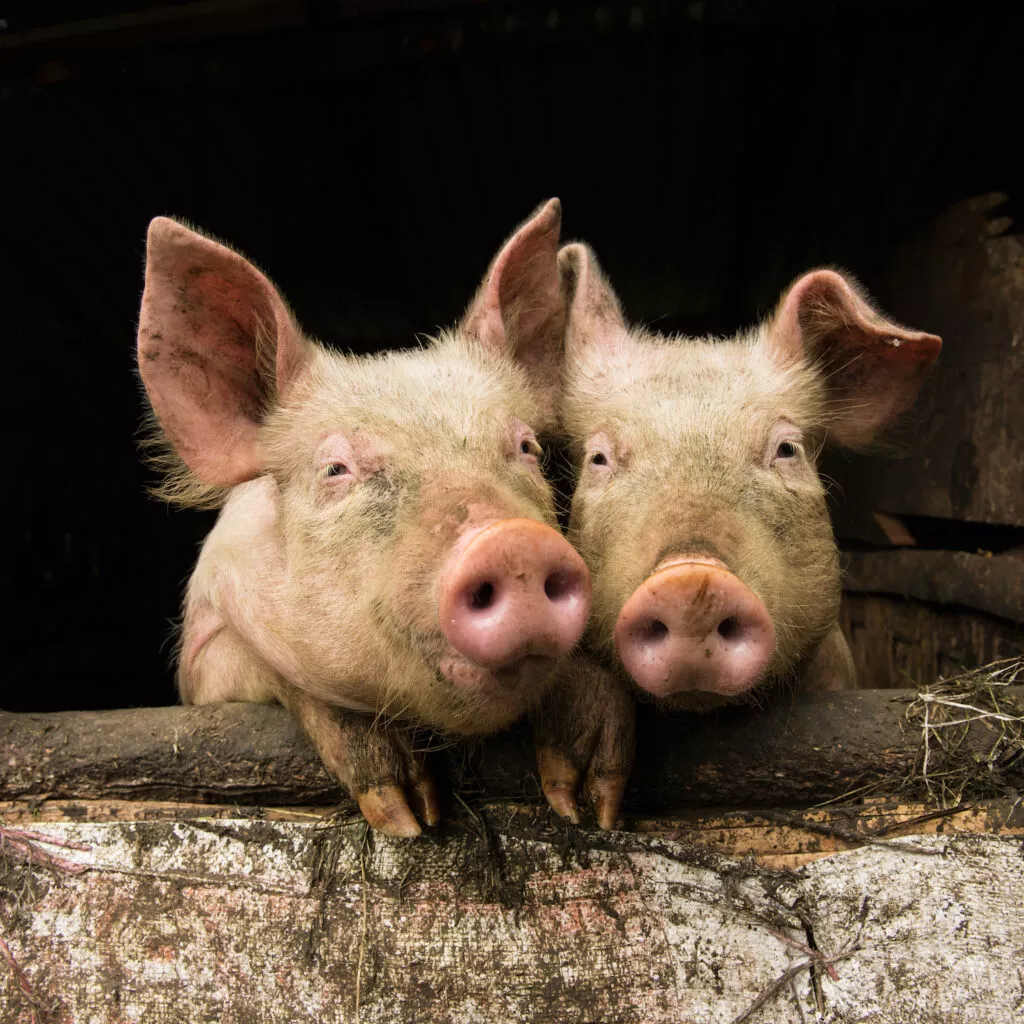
[3,688,1022,810]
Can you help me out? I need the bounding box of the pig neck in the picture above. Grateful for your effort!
[181,476,380,715]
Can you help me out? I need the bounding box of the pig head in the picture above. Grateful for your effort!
[136,200,591,835]
[558,244,942,709]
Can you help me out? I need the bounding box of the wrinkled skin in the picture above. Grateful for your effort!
[542,242,942,826]
[137,200,593,837]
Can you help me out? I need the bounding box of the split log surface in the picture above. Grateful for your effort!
[1,817,1022,1023]
[3,688,1022,810]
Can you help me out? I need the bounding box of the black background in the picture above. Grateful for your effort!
[3,0,1021,712]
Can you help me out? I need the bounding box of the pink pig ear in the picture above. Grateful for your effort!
[137,217,309,487]
[766,269,942,447]
[558,242,629,370]
[461,199,566,424]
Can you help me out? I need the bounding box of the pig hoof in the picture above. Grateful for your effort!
[537,748,584,825]
[585,775,628,832]
[407,771,442,829]
[356,784,423,838]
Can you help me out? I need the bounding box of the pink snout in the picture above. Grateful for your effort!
[438,519,591,673]
[614,561,775,699]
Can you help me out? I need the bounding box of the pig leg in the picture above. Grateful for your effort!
[796,623,857,693]
[285,692,440,839]
[186,620,438,837]
[534,655,636,830]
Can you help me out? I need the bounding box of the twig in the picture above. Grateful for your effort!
[0,935,58,1023]
[354,823,370,1024]
[868,803,968,837]
[729,947,860,1024]
[764,928,840,981]
[922,698,934,798]
[0,824,91,874]
[397,863,414,904]
[749,810,945,856]
[453,790,483,826]
[0,829,91,852]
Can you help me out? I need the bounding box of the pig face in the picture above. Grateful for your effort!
[558,244,941,709]
[137,200,591,743]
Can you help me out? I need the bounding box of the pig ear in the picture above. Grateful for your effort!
[137,217,309,489]
[766,269,942,447]
[460,199,566,422]
[558,242,629,371]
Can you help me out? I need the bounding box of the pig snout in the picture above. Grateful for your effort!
[614,560,774,699]
[438,519,591,673]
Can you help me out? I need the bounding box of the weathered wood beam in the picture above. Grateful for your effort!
[0,0,941,59]
[2,797,1021,869]
[844,549,1024,623]
[3,688,1021,810]
[1,815,1021,1023]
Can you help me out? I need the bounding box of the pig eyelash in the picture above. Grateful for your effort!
[765,423,806,472]
[768,439,807,473]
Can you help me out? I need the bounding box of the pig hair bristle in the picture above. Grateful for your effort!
[137,404,233,510]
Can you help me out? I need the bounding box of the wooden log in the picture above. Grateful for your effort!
[3,688,1022,811]
[843,549,1024,623]
[2,797,1021,869]
[1,814,1021,1022]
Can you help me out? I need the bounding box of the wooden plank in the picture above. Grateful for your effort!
[3,687,1022,811]
[827,194,1024,531]
[1,816,1021,1022]
[3,797,1022,870]
[632,798,1024,869]
[839,595,1024,688]
[843,549,1024,623]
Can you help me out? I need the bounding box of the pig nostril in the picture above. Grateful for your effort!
[717,617,742,641]
[470,582,495,610]
[543,572,571,602]
[646,620,669,642]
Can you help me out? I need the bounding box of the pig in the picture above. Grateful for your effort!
[536,242,941,827]
[136,199,592,837]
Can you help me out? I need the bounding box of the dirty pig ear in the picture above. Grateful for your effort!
[766,268,942,448]
[137,217,309,491]
[558,242,629,372]
[460,198,565,423]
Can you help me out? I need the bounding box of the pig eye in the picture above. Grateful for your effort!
[775,442,799,460]
[517,436,543,463]
[323,462,350,478]
[590,453,608,466]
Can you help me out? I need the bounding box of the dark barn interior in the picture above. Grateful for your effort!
[3,0,1022,713]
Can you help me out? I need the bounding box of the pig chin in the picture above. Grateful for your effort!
[653,686,759,714]
[436,651,557,734]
